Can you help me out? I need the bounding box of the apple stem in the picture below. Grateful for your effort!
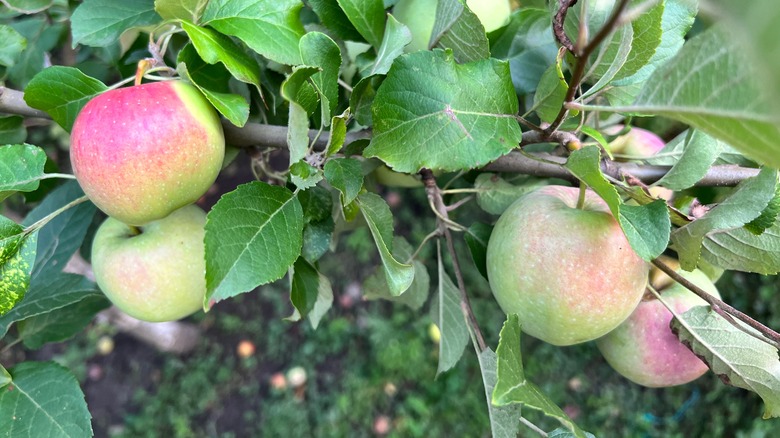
[651,258,780,350]
[24,195,90,236]
[576,183,587,209]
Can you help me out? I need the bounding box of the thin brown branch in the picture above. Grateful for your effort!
[651,258,780,350]
[421,169,487,352]
[553,0,578,54]
[0,87,49,118]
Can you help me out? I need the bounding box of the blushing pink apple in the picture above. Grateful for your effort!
[596,268,720,387]
[607,125,665,158]
[486,185,649,346]
[71,81,224,226]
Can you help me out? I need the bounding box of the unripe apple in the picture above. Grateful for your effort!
[596,268,720,387]
[71,81,224,226]
[486,185,648,346]
[394,0,511,52]
[91,204,208,322]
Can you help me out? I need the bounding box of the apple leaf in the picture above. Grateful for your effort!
[325,110,350,157]
[533,59,569,124]
[205,182,304,304]
[300,32,341,125]
[0,25,26,68]
[289,162,324,191]
[489,9,559,94]
[154,0,208,22]
[476,348,522,438]
[672,167,778,271]
[701,218,780,275]
[671,306,780,419]
[565,146,670,261]
[434,244,469,376]
[7,18,64,89]
[17,295,110,349]
[430,0,489,63]
[324,158,364,207]
[0,116,26,144]
[360,14,411,77]
[302,217,333,264]
[22,181,96,279]
[474,173,547,216]
[356,193,414,296]
[70,0,160,47]
[464,222,492,280]
[548,429,597,438]
[180,20,262,92]
[349,75,380,126]
[281,66,320,165]
[0,217,36,317]
[0,361,92,436]
[0,364,9,388]
[365,50,522,173]
[363,238,430,311]
[335,0,385,48]
[308,0,364,43]
[2,0,53,14]
[580,25,632,98]
[612,0,664,81]
[493,314,586,438]
[23,66,107,132]
[745,185,780,236]
[652,130,725,191]
[0,144,47,201]
[287,257,331,326]
[581,25,780,169]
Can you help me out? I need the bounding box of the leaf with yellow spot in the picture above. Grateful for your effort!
[0,215,37,316]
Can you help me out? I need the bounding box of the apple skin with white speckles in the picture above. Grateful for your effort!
[596,268,719,387]
[486,185,649,346]
[71,81,224,226]
[91,204,207,322]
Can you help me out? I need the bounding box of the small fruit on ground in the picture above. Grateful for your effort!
[486,185,648,346]
[71,81,224,226]
[596,268,720,387]
[91,204,208,322]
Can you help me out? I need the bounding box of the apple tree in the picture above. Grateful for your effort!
[1,0,780,436]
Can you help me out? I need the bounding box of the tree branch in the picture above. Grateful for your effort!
[651,258,780,350]
[0,87,48,118]
[553,0,578,54]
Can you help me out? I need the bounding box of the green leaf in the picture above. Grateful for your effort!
[474,173,546,215]
[0,25,26,68]
[298,185,333,223]
[349,75,380,126]
[565,146,671,261]
[464,222,492,280]
[7,18,64,88]
[70,0,160,47]
[0,273,100,338]
[671,306,780,419]
[205,181,304,304]
[493,314,585,437]
[476,348,522,438]
[533,60,568,124]
[0,144,47,201]
[489,8,559,94]
[324,158,364,206]
[363,237,429,310]
[0,364,9,389]
[22,181,96,279]
[672,167,778,271]
[299,32,341,125]
[429,0,489,63]
[745,184,780,235]
[581,25,780,169]
[336,0,386,48]
[180,20,263,92]
[309,0,365,42]
[613,0,664,81]
[356,193,414,295]
[23,66,107,132]
[653,130,725,191]
[201,0,305,66]
[581,24,633,98]
[0,361,92,436]
[2,0,53,13]
[0,117,26,144]
[17,295,110,349]
[281,66,320,164]
[177,46,249,127]
[362,14,411,77]
[302,217,334,263]
[366,50,522,172]
[289,161,323,190]
[288,257,321,320]
[154,0,208,22]
[434,247,468,376]
[325,110,350,157]
[548,428,597,438]
[0,217,36,317]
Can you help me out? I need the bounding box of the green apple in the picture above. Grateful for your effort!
[91,204,208,322]
[71,81,224,226]
[486,185,649,346]
[606,125,665,158]
[394,0,511,52]
[596,268,720,387]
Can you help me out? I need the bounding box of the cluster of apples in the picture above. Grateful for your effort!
[487,128,718,388]
[71,81,224,322]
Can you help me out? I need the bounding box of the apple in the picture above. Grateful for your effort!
[606,125,665,158]
[91,204,208,322]
[596,268,720,387]
[394,0,511,52]
[486,185,648,346]
[71,81,224,226]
